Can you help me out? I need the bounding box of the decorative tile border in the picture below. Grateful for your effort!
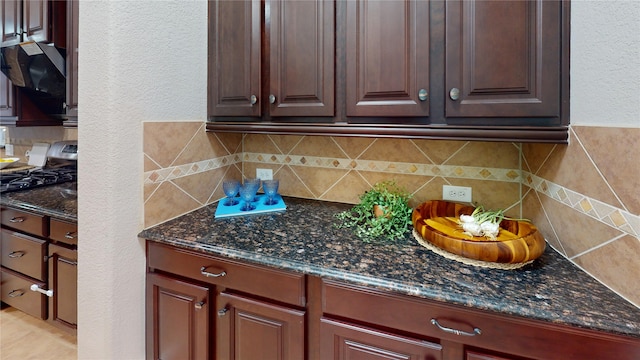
[242,152,523,182]
[143,154,240,185]
[524,172,640,238]
[144,152,523,184]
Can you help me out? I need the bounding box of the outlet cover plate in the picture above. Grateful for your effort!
[256,168,273,180]
[443,185,472,203]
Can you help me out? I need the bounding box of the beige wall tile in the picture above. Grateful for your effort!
[174,129,231,166]
[522,142,556,174]
[537,129,623,210]
[538,194,623,257]
[447,141,520,169]
[332,137,376,158]
[521,188,564,255]
[143,122,202,168]
[144,181,202,227]
[412,139,467,164]
[572,235,640,307]
[574,126,640,215]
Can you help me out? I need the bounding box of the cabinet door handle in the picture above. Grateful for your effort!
[8,289,25,298]
[431,318,481,336]
[217,308,228,317]
[269,94,276,104]
[65,231,77,239]
[200,266,226,278]
[418,89,428,101]
[8,251,25,258]
[449,88,460,101]
[194,301,205,310]
[250,95,258,105]
[9,217,25,223]
[30,284,54,297]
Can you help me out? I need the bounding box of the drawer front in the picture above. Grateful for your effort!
[1,267,47,319]
[1,229,47,281]
[322,280,640,360]
[50,219,78,246]
[1,208,49,237]
[147,241,306,307]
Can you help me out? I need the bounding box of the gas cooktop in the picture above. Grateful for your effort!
[0,167,77,193]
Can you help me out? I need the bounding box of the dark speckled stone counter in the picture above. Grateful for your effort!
[0,183,77,222]
[139,197,640,339]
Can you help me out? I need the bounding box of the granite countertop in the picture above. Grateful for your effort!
[139,197,640,339]
[0,182,77,222]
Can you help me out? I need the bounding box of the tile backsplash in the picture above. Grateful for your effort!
[143,122,639,307]
[0,126,77,160]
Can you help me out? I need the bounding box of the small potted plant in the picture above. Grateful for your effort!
[335,180,413,242]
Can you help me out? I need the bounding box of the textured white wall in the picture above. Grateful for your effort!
[77,1,206,358]
[76,0,638,358]
[571,1,640,127]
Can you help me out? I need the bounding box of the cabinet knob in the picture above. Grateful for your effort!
[217,308,229,317]
[194,301,204,310]
[269,94,276,104]
[250,95,258,105]
[449,88,460,101]
[9,217,25,223]
[418,89,428,101]
[65,231,77,239]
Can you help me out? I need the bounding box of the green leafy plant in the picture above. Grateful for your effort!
[334,180,413,242]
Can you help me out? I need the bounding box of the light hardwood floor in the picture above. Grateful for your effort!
[0,304,77,359]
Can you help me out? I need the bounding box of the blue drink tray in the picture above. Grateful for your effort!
[214,194,286,218]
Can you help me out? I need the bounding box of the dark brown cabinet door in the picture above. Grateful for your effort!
[146,273,210,360]
[216,292,305,360]
[320,317,442,360]
[208,0,261,117]
[1,0,21,46]
[445,0,561,119]
[22,0,49,43]
[346,0,429,117]
[64,0,78,122]
[268,0,335,117]
[0,73,15,116]
[48,243,77,331]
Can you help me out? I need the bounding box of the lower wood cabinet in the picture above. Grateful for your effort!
[145,241,306,360]
[47,243,77,330]
[320,317,442,360]
[216,292,305,360]
[146,272,210,360]
[144,241,640,360]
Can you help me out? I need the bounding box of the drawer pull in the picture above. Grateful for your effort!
[431,318,481,337]
[200,266,226,278]
[194,301,205,310]
[217,308,229,317]
[9,217,25,223]
[8,289,25,298]
[30,284,54,297]
[8,251,25,258]
[65,231,77,239]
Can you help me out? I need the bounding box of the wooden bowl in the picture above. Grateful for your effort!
[412,200,546,264]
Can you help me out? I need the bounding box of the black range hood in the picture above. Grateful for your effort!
[1,41,66,114]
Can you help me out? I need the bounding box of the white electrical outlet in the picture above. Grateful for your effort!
[442,185,472,203]
[5,144,13,156]
[256,168,273,180]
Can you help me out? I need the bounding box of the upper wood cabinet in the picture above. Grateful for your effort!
[206,0,570,143]
[346,0,429,118]
[0,0,51,47]
[208,0,335,118]
[445,0,561,121]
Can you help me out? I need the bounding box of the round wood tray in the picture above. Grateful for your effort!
[412,200,546,264]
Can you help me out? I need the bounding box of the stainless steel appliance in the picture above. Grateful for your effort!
[0,141,77,193]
